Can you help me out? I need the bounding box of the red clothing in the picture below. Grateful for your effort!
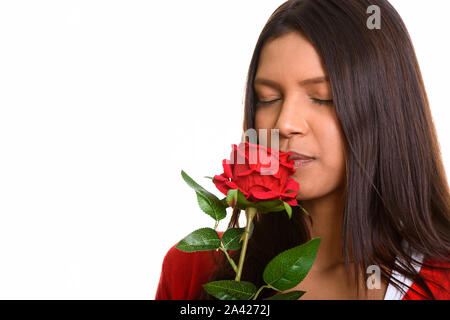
[155,234,450,300]
[402,257,450,300]
[155,232,228,300]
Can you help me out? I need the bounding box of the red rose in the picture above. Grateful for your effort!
[213,141,299,206]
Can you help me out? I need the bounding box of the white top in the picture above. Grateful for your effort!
[383,241,424,300]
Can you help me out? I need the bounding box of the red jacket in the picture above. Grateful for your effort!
[155,234,450,300]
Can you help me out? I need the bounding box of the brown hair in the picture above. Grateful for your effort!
[199,0,450,299]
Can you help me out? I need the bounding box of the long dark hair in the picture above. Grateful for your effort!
[199,0,450,299]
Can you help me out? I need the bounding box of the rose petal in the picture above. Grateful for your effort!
[284,178,299,192]
[236,168,254,177]
[245,184,271,193]
[225,180,239,190]
[266,165,284,178]
[280,191,297,199]
[248,161,262,172]
[249,189,280,200]
[213,173,228,182]
[235,145,249,164]
[213,180,230,196]
[280,160,295,169]
[285,198,298,206]
[245,145,258,165]
[222,159,234,179]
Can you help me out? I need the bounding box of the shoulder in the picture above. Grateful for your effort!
[155,231,225,300]
[404,256,450,300]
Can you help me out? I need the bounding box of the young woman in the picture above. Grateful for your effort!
[155,0,450,300]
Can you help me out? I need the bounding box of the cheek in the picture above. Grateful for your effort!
[255,107,277,130]
[293,124,347,199]
[254,110,264,130]
[319,124,346,175]
[255,108,277,146]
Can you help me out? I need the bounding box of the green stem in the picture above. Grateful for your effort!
[219,243,237,273]
[235,206,257,281]
[252,285,271,300]
[214,220,219,230]
[298,203,310,216]
[253,284,279,300]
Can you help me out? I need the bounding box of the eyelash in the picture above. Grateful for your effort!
[255,98,333,106]
[255,98,281,106]
[310,98,333,105]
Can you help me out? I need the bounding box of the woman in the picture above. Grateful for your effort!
[156,0,450,300]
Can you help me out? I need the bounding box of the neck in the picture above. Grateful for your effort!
[301,189,347,272]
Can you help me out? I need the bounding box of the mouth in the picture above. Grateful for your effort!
[288,151,315,160]
[288,151,316,168]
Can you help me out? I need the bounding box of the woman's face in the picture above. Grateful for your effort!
[254,31,347,201]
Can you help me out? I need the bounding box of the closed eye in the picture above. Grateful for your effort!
[256,97,333,107]
[255,98,281,107]
[310,98,333,105]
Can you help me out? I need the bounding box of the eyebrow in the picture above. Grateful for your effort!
[254,76,329,88]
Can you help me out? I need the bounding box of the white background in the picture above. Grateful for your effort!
[0,0,448,299]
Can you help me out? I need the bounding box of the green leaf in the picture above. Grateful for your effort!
[262,238,321,291]
[220,197,229,208]
[226,188,253,210]
[222,227,246,250]
[225,188,296,215]
[203,280,257,300]
[196,192,226,221]
[226,188,285,213]
[264,290,306,300]
[225,189,238,208]
[255,199,285,213]
[181,170,227,221]
[283,201,292,219]
[175,227,221,252]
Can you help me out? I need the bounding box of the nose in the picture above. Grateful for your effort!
[275,96,309,143]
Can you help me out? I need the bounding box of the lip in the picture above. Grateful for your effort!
[288,151,315,161]
[292,159,314,168]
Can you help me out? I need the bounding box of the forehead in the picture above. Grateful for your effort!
[256,31,327,80]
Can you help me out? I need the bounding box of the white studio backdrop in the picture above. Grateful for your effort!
[0,0,448,299]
